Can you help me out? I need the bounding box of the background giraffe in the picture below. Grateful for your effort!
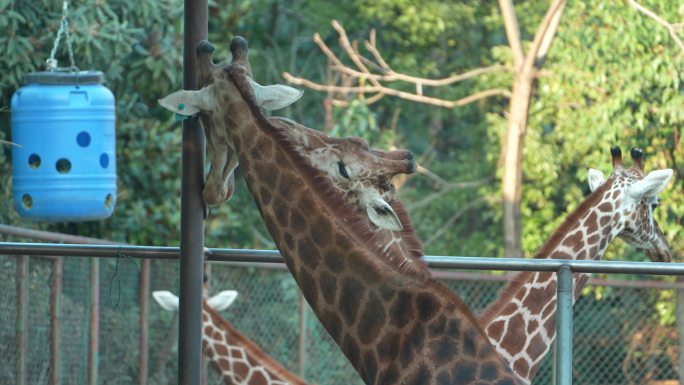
[153,290,309,385]
[478,146,673,383]
[159,37,524,385]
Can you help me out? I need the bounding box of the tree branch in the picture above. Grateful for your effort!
[284,72,511,108]
[424,196,489,247]
[497,0,525,69]
[282,20,511,108]
[525,0,568,70]
[407,178,493,211]
[628,0,684,54]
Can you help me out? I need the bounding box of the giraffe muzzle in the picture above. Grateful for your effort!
[646,243,673,263]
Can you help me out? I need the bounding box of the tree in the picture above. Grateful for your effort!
[283,1,569,258]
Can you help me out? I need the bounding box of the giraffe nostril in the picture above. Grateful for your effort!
[406,159,416,174]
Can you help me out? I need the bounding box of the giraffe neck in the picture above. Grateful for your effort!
[202,301,309,385]
[220,68,524,385]
[479,179,622,383]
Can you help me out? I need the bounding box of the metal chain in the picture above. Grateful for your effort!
[46,0,77,71]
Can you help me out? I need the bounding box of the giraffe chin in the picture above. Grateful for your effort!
[645,243,673,263]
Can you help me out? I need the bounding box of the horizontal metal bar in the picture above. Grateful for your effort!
[0,242,180,259]
[1,242,683,276]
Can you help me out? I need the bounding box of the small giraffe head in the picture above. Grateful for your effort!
[160,38,416,232]
[587,146,673,262]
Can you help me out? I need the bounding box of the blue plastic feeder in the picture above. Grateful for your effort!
[11,71,117,221]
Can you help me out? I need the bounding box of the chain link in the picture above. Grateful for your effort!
[47,0,77,71]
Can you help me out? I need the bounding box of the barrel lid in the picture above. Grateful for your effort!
[23,70,105,85]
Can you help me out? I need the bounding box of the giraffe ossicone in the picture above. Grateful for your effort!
[479,145,673,383]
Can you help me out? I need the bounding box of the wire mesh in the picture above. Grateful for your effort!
[0,255,19,384]
[0,254,681,385]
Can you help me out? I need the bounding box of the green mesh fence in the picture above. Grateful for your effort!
[0,254,681,385]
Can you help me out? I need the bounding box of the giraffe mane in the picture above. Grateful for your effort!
[479,176,615,323]
[202,301,309,385]
[389,199,428,267]
[225,65,430,281]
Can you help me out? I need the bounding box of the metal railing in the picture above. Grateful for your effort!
[1,241,682,385]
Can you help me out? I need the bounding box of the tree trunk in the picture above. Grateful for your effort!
[502,71,534,258]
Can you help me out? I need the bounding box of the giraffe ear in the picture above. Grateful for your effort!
[629,169,673,199]
[366,197,404,232]
[249,78,303,110]
[587,168,606,192]
[152,290,179,312]
[206,290,239,311]
[158,86,216,116]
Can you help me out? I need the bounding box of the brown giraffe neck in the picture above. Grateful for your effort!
[479,179,621,383]
[202,301,309,385]
[218,66,523,385]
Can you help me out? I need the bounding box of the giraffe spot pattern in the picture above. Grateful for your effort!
[297,238,319,270]
[512,359,529,379]
[324,252,345,273]
[389,291,414,329]
[339,276,364,325]
[455,362,481,384]
[416,292,440,322]
[377,331,400,363]
[297,268,319,307]
[319,270,338,304]
[358,292,386,345]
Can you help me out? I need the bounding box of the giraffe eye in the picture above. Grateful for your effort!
[338,161,350,180]
[651,202,659,210]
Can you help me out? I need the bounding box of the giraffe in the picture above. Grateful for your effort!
[153,290,309,385]
[478,146,673,383]
[159,37,525,385]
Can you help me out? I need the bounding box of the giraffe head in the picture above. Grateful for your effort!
[159,38,416,232]
[286,130,415,231]
[587,146,673,262]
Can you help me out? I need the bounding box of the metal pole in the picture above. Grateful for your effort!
[88,259,99,385]
[50,257,63,385]
[555,265,574,385]
[17,255,29,385]
[138,259,150,385]
[298,293,307,377]
[179,0,207,383]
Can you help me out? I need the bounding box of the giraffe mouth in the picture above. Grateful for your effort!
[645,243,672,262]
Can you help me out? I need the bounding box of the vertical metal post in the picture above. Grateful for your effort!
[17,255,29,385]
[138,259,150,385]
[555,265,574,385]
[178,0,207,383]
[88,258,99,385]
[50,257,63,385]
[298,293,307,377]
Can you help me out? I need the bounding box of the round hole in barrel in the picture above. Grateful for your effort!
[22,194,33,209]
[28,154,41,169]
[76,131,91,147]
[100,153,109,169]
[104,193,113,208]
[56,158,72,174]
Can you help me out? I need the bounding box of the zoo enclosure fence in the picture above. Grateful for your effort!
[0,226,683,385]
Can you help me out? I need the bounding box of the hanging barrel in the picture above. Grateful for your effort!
[11,70,117,221]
